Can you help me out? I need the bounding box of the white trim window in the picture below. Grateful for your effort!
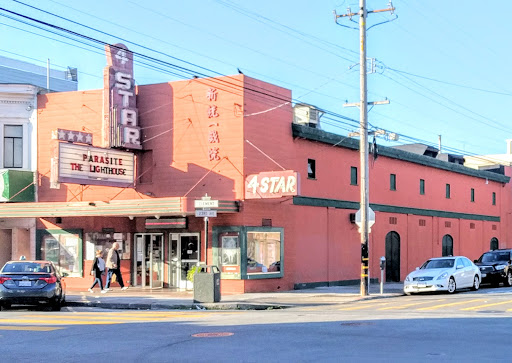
[4,124,23,168]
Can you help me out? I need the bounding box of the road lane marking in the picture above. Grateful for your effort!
[378,299,445,310]
[339,302,390,311]
[0,319,120,325]
[461,299,512,311]
[417,298,484,311]
[0,326,64,331]
[24,313,204,320]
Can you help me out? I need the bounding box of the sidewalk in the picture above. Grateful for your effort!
[65,282,404,310]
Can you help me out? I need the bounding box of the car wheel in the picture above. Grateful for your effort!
[447,277,456,293]
[506,271,512,287]
[50,298,62,311]
[0,303,10,311]
[472,275,480,291]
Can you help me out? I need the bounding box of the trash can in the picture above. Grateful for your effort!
[193,265,221,303]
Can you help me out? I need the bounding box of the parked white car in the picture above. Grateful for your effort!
[404,256,481,295]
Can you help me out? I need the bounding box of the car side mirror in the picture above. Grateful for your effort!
[62,272,69,277]
[474,260,478,263]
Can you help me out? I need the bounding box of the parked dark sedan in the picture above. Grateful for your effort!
[474,249,512,287]
[0,260,66,310]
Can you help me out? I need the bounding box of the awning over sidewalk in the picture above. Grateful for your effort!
[0,197,239,218]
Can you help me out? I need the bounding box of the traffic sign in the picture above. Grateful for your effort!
[195,210,217,218]
[194,200,219,208]
[355,207,375,232]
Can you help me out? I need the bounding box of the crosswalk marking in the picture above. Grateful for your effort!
[378,299,445,310]
[461,299,512,311]
[417,299,484,311]
[0,326,64,331]
[0,310,226,327]
[339,302,390,311]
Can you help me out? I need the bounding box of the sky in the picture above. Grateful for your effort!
[1,0,511,157]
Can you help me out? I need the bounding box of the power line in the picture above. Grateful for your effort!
[1,2,508,164]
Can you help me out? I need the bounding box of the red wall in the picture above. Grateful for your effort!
[35,74,512,292]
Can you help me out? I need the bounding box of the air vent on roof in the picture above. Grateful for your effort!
[293,104,323,129]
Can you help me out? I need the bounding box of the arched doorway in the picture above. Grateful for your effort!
[442,234,453,256]
[490,237,499,251]
[385,231,400,282]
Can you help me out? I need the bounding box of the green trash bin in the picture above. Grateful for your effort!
[193,265,221,303]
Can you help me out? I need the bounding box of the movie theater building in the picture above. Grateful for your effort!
[1,44,510,293]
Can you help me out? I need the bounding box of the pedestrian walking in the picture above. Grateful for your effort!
[88,250,105,293]
[102,242,129,293]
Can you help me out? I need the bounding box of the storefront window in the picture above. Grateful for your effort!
[247,231,281,274]
[36,229,82,277]
[220,233,240,266]
[213,226,283,279]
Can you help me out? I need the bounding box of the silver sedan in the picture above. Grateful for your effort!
[404,256,481,295]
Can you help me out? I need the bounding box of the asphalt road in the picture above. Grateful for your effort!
[1,286,511,362]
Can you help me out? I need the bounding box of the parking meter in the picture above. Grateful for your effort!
[379,256,386,294]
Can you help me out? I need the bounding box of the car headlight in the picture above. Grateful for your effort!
[495,265,506,271]
[437,272,448,280]
[405,275,410,282]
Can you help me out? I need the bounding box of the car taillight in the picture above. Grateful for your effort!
[39,276,57,284]
[0,276,12,284]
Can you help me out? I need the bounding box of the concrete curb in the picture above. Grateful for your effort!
[65,301,287,310]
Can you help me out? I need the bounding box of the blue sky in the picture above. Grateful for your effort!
[1,0,511,156]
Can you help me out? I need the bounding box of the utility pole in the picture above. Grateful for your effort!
[335,1,395,296]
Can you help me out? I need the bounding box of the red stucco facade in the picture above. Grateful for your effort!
[31,71,511,294]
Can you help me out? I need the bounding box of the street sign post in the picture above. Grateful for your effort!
[195,194,219,265]
[195,210,217,218]
[194,199,219,209]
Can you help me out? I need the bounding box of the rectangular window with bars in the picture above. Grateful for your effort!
[470,223,475,229]
[389,217,397,225]
[419,219,426,227]
[445,221,451,228]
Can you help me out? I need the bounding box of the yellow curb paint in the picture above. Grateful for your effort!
[417,299,484,311]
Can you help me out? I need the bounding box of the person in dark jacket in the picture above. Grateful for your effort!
[88,250,105,293]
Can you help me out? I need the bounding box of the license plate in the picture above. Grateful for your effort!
[417,282,427,287]
[481,273,486,278]
[19,281,31,287]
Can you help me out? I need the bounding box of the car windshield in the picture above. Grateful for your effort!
[1,262,52,273]
[481,252,510,263]
[421,259,454,269]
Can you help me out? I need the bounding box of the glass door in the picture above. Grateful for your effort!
[169,233,200,289]
[134,233,163,288]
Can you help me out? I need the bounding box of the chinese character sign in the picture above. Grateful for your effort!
[206,87,221,161]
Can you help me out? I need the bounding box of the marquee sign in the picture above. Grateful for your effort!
[104,43,141,150]
[58,143,134,187]
[52,128,93,145]
[245,170,299,199]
